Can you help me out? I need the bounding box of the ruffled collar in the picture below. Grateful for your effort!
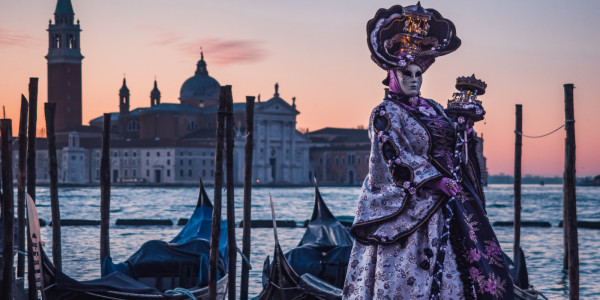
[387,91,437,116]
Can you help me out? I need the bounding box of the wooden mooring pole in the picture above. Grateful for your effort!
[26,77,38,300]
[17,95,28,278]
[1,119,15,300]
[100,113,111,265]
[209,86,228,299]
[514,104,522,263]
[45,103,62,270]
[240,96,255,300]
[225,87,237,300]
[563,83,578,299]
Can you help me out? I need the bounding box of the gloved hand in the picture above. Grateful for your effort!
[426,177,460,197]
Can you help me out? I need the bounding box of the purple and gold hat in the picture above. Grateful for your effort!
[367,2,461,71]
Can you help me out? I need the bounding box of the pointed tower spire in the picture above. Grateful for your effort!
[151,79,161,107]
[119,78,130,114]
[54,0,74,24]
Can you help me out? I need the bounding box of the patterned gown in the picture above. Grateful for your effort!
[343,92,514,300]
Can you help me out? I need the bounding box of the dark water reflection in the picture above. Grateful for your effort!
[31,184,599,299]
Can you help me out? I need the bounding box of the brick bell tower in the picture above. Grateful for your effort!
[46,0,84,131]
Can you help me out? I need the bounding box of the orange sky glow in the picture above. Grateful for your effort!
[1,0,599,177]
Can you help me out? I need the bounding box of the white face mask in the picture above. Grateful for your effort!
[395,64,423,97]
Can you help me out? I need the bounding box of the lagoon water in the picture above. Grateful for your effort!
[32,184,599,299]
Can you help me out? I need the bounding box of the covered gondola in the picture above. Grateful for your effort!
[254,181,351,300]
[27,180,228,300]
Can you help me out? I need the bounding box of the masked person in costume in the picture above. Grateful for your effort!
[343,3,514,299]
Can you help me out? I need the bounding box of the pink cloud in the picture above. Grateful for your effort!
[177,38,266,65]
[0,28,34,47]
[176,38,266,65]
[140,26,265,65]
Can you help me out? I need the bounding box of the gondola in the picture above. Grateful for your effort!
[506,248,548,300]
[254,181,351,300]
[27,180,228,300]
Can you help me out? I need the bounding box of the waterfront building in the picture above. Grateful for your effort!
[4,0,485,187]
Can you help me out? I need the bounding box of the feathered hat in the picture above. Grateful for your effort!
[367,2,461,72]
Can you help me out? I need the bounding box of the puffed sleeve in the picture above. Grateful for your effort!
[350,101,446,244]
[371,102,442,190]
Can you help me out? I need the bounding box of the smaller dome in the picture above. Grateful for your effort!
[151,80,161,98]
[179,52,220,104]
[119,78,129,96]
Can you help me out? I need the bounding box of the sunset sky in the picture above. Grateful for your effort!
[1,0,599,177]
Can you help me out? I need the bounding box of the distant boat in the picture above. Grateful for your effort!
[540,180,545,186]
[28,179,228,300]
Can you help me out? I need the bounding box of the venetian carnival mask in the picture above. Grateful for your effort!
[397,64,422,97]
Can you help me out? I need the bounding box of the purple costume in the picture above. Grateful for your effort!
[343,91,514,299]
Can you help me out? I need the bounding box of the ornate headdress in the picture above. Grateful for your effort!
[367,2,461,72]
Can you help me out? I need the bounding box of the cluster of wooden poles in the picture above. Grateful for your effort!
[1,78,43,300]
[512,83,579,299]
[0,81,257,299]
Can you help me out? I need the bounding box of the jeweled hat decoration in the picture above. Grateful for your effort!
[367,2,461,71]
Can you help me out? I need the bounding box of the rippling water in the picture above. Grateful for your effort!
[29,184,599,299]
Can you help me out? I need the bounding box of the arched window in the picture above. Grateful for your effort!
[187,121,197,131]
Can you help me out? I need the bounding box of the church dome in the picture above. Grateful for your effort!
[179,52,220,106]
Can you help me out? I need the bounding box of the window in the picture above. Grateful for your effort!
[187,121,197,131]
[188,159,192,166]
[342,158,346,164]
[167,159,170,165]
[133,152,137,157]
[157,152,160,157]
[202,160,206,166]
[336,158,339,165]
[146,170,150,176]
[167,152,170,157]
[180,170,184,176]
[124,170,128,177]
[180,160,183,166]
[202,169,206,177]
[127,120,139,131]
[188,170,192,177]
[357,156,361,165]
[125,152,128,157]
[167,170,171,177]
[133,170,136,177]
[114,152,118,157]
[146,152,150,157]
